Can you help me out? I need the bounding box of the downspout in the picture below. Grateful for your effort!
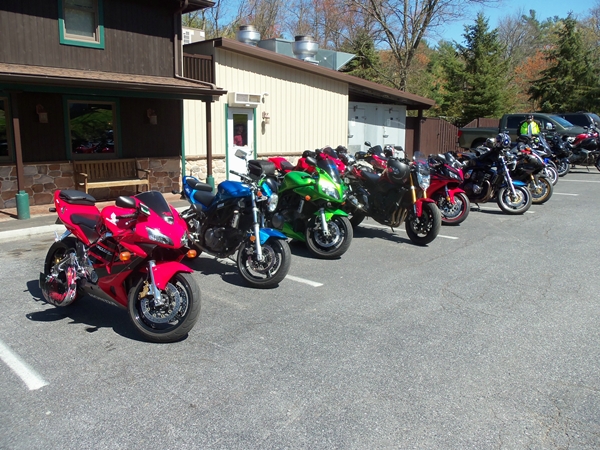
[175,1,188,181]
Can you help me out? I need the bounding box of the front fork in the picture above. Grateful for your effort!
[251,193,264,262]
[318,207,330,236]
[410,176,427,217]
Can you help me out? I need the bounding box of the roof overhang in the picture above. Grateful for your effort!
[0,63,226,101]
[175,0,215,14]
[192,38,435,110]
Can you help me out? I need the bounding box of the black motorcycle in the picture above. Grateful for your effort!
[458,134,532,215]
[341,150,441,246]
[509,142,553,204]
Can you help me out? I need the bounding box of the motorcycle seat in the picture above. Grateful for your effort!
[187,178,213,192]
[59,189,96,205]
[361,170,381,187]
[193,190,215,207]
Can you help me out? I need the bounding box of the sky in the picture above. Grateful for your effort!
[430,0,595,45]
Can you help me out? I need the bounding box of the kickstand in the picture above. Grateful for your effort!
[474,203,481,212]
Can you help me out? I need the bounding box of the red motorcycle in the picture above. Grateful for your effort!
[39,189,201,343]
[427,153,470,225]
[269,146,347,176]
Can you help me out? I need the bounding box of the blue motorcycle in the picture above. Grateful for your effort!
[177,152,291,288]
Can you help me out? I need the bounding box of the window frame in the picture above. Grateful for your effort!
[64,97,120,160]
[58,0,105,49]
[0,97,13,163]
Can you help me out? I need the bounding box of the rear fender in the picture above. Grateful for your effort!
[151,261,193,290]
[414,198,436,217]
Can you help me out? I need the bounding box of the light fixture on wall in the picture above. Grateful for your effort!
[147,109,157,125]
[262,111,270,125]
[36,104,48,123]
[262,92,269,103]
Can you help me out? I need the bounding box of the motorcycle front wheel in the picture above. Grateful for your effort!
[405,202,441,245]
[305,215,353,259]
[434,192,470,226]
[128,272,201,343]
[237,237,291,288]
[496,185,532,214]
[529,176,553,204]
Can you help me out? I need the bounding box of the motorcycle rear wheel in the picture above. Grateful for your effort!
[529,177,553,204]
[349,211,366,228]
[434,192,470,226]
[496,185,532,214]
[42,237,82,306]
[237,237,291,288]
[128,272,201,343]
[543,166,558,185]
[405,202,441,245]
[305,215,353,259]
[556,159,570,177]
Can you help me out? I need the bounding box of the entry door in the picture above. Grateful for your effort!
[227,108,254,181]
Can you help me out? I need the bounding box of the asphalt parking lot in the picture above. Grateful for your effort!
[1,169,599,449]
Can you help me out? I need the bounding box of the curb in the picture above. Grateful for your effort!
[0,224,67,243]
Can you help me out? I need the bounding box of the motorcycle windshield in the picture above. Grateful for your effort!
[317,159,342,185]
[135,190,172,216]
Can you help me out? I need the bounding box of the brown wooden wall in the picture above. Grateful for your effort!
[462,118,500,128]
[405,117,461,157]
[0,0,177,77]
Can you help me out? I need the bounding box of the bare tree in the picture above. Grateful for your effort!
[345,0,500,91]
[241,0,286,39]
[183,0,248,39]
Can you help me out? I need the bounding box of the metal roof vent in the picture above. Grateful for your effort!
[292,36,319,64]
[236,25,260,46]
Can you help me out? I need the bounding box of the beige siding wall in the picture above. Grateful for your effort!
[184,50,349,158]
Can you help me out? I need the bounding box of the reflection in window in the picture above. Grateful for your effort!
[0,99,9,160]
[233,114,247,147]
[68,101,115,157]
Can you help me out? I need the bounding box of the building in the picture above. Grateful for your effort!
[0,0,226,213]
[181,33,435,185]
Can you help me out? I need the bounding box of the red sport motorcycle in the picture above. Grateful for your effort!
[427,153,470,225]
[39,189,201,343]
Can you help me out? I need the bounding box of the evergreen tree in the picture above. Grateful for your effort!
[339,30,383,82]
[528,16,597,112]
[458,14,510,123]
[438,14,509,124]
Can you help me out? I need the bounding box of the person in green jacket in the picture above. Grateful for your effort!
[519,114,541,137]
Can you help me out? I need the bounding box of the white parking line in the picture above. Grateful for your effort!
[359,223,459,239]
[286,275,323,287]
[0,339,48,391]
[553,193,579,196]
[559,179,600,183]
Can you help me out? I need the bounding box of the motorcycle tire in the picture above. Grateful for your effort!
[237,237,291,288]
[529,177,553,204]
[349,211,366,228]
[305,215,353,259]
[405,202,441,245]
[128,272,201,343]
[42,237,83,306]
[496,185,532,214]
[543,166,559,185]
[434,192,470,226]
[596,155,600,172]
[556,159,570,177]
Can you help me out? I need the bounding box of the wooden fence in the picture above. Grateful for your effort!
[405,117,462,157]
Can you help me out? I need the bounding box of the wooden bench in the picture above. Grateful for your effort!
[73,158,150,194]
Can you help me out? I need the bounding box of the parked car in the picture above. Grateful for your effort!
[458,113,587,149]
[554,112,600,129]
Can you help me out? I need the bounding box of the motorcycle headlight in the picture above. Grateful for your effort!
[319,179,341,200]
[146,227,174,246]
[417,173,430,191]
[267,193,279,212]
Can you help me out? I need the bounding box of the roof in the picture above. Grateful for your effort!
[0,63,226,101]
[188,38,435,110]
[178,0,216,14]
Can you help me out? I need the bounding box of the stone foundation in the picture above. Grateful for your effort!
[1,155,303,209]
[0,157,182,209]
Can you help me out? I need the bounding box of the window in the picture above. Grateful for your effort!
[0,98,11,162]
[68,100,116,159]
[59,0,104,49]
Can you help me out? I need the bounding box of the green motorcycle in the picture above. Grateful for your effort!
[267,156,353,259]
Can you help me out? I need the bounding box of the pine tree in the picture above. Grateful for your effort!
[528,16,597,112]
[438,14,509,124]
